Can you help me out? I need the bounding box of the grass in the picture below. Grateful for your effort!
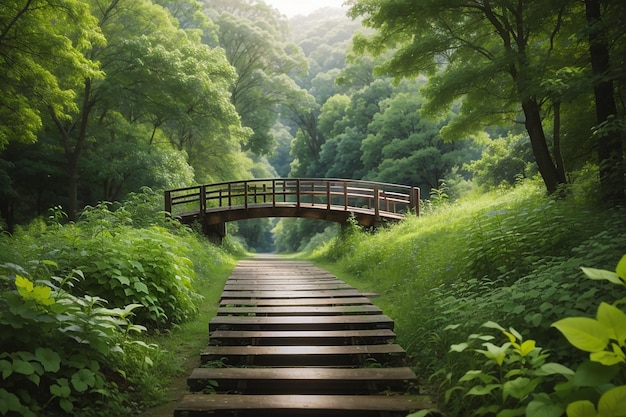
[305,180,626,412]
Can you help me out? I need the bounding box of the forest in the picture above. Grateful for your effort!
[1,0,625,416]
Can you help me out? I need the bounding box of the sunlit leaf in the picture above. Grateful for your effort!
[552,317,609,352]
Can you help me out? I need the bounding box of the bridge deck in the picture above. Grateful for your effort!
[165,179,420,231]
[173,257,437,417]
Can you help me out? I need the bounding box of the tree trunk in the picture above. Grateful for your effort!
[522,98,566,194]
[585,0,625,205]
[553,101,566,182]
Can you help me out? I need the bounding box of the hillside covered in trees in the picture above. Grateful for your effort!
[1,1,626,415]
[3,0,624,240]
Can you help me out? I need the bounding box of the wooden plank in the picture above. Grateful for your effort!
[209,315,394,331]
[220,289,362,299]
[201,344,406,358]
[189,366,417,382]
[187,367,417,392]
[226,278,345,285]
[209,329,396,343]
[219,297,373,306]
[223,283,352,291]
[174,394,436,414]
[216,305,383,316]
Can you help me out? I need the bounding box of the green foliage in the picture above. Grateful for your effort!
[465,134,535,190]
[30,203,201,329]
[1,194,240,415]
[444,322,573,417]
[0,265,145,416]
[308,182,626,414]
[441,255,626,417]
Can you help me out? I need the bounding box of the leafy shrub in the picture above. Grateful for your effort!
[0,263,150,417]
[440,255,626,417]
[26,204,201,329]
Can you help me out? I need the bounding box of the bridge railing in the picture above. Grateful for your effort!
[165,178,420,220]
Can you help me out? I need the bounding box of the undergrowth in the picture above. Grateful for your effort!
[308,181,626,415]
[0,188,241,415]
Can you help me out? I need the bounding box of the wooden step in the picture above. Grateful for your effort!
[174,394,436,417]
[200,344,407,366]
[226,279,344,285]
[220,289,362,299]
[220,297,372,306]
[187,366,418,393]
[209,315,395,331]
[216,305,383,316]
[209,329,396,346]
[223,283,352,291]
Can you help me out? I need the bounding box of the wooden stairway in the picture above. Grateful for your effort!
[174,257,436,417]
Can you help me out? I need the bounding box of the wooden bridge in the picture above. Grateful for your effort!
[174,256,438,416]
[165,178,420,242]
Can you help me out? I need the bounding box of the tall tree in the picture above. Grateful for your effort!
[584,0,625,204]
[0,0,102,150]
[204,0,308,155]
[347,0,573,194]
[44,0,245,219]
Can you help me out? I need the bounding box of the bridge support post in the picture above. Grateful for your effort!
[203,222,227,245]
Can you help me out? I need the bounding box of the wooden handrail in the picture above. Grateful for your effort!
[164,178,420,221]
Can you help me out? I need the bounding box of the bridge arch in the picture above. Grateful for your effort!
[165,178,420,244]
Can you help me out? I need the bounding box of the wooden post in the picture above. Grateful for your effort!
[200,186,206,214]
[244,180,249,210]
[228,183,232,207]
[164,190,172,214]
[374,186,380,219]
[326,181,331,211]
[343,181,348,211]
[272,179,277,208]
[296,179,301,208]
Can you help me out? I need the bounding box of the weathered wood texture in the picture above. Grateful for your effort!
[174,256,438,417]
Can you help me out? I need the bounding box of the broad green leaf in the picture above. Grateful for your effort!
[526,393,566,417]
[114,275,130,286]
[59,398,74,413]
[552,317,609,352]
[450,342,469,352]
[50,383,71,398]
[503,377,541,401]
[35,348,61,372]
[466,383,500,396]
[459,370,497,384]
[508,327,523,341]
[582,267,624,286]
[537,362,574,377]
[0,359,12,379]
[134,281,149,294]
[15,275,33,293]
[497,407,525,417]
[31,285,54,305]
[12,359,35,375]
[0,388,22,413]
[573,361,620,388]
[478,342,511,366]
[566,401,596,417]
[597,385,626,416]
[504,331,517,344]
[596,302,626,344]
[590,350,624,366]
[483,321,505,331]
[519,340,536,357]
[71,369,96,392]
[615,255,626,281]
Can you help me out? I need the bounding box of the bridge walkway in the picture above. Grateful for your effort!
[173,256,437,417]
